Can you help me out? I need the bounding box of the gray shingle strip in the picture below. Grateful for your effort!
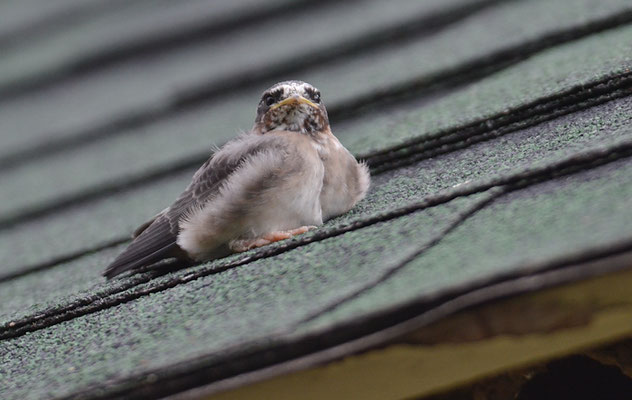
[0,244,127,323]
[2,0,629,166]
[0,237,128,285]
[0,0,118,43]
[0,0,480,160]
[58,250,632,400]
[0,167,487,326]
[1,88,631,283]
[0,191,493,341]
[365,71,632,174]
[0,0,332,99]
[3,130,632,342]
[303,1,632,112]
[0,0,299,61]
[0,195,493,399]
[340,23,632,156]
[2,13,631,225]
[2,144,632,400]
[0,169,194,280]
[304,156,632,330]
[367,95,632,204]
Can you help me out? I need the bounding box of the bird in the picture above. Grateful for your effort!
[103,80,370,279]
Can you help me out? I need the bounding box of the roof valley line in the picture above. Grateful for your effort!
[3,133,632,341]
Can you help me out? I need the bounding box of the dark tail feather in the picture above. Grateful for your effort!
[103,242,181,279]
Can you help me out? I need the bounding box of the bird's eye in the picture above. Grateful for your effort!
[310,91,321,103]
[264,94,276,106]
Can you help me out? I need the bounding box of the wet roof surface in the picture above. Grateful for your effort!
[1,0,632,398]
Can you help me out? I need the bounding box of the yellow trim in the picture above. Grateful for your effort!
[269,96,319,110]
[211,268,632,400]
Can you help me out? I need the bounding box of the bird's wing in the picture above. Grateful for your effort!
[103,134,285,279]
[131,207,169,238]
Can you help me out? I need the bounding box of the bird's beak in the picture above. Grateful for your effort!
[269,95,319,110]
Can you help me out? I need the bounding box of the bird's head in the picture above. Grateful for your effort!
[254,81,329,135]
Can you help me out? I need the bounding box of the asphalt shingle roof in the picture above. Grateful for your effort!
[1,0,632,398]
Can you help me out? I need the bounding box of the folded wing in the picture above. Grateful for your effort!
[103,134,286,279]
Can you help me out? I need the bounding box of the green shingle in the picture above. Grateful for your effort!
[0,148,475,297]
[307,156,632,328]
[0,0,113,39]
[341,22,632,154]
[0,244,126,324]
[0,167,182,275]
[0,0,476,157]
[2,153,631,399]
[0,0,299,71]
[2,8,631,220]
[0,193,491,399]
[2,93,630,278]
[3,1,632,397]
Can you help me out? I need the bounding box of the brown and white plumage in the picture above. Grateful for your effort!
[104,81,369,279]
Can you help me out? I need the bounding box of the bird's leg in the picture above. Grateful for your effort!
[229,226,317,252]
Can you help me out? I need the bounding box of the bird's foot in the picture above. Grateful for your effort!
[229,226,317,252]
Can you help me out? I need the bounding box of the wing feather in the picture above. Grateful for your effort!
[103,134,287,278]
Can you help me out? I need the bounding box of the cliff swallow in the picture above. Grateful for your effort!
[104,81,370,279]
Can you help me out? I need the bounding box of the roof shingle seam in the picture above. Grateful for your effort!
[2,5,630,171]
[2,193,490,338]
[329,9,632,125]
[0,0,504,103]
[170,0,510,112]
[294,133,632,323]
[298,156,632,326]
[3,134,632,340]
[0,0,125,49]
[294,187,507,326]
[1,70,630,232]
[2,87,631,286]
[368,72,632,174]
[0,237,127,284]
[52,241,632,400]
[0,0,339,100]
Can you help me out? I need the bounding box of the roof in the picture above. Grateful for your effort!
[1,0,632,398]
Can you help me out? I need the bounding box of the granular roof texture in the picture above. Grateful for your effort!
[1,0,632,398]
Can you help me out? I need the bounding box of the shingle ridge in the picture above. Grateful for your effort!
[365,71,632,174]
[2,4,630,173]
[1,70,631,233]
[47,221,632,400]
[2,132,631,341]
[0,0,340,99]
[0,0,502,104]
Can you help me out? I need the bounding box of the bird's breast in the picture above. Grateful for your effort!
[319,138,368,221]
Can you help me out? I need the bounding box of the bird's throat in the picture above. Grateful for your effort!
[263,105,326,134]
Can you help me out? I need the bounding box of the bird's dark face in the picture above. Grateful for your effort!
[254,81,329,135]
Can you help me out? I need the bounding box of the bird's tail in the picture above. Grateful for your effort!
[103,243,181,279]
[103,220,183,279]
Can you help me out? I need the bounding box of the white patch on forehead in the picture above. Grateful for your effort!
[270,81,313,95]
